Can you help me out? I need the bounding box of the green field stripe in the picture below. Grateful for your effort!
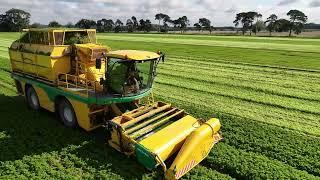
[101,39,320,70]
[158,67,320,99]
[221,114,320,176]
[156,75,320,115]
[98,33,320,45]
[205,143,317,179]
[158,71,320,103]
[162,60,320,87]
[168,56,320,77]
[98,35,320,53]
[154,85,320,136]
[155,81,320,126]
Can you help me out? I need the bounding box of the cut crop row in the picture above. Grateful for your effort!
[154,84,320,136]
[206,143,317,179]
[157,65,320,102]
[156,75,320,116]
[159,62,320,93]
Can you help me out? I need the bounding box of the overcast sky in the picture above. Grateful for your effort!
[0,0,319,26]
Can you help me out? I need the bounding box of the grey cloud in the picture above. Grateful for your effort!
[310,0,320,7]
[225,8,237,14]
[277,0,299,6]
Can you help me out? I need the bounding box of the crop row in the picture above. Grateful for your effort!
[206,143,317,179]
[154,84,320,136]
[98,35,320,53]
[156,74,320,116]
[158,63,320,102]
[155,94,320,176]
[170,55,320,75]
[168,56,320,83]
[160,60,320,93]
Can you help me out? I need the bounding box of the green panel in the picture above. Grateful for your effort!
[135,143,157,170]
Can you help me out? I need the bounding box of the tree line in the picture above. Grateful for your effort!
[0,8,310,36]
[234,10,308,36]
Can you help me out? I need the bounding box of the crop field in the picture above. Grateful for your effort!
[0,32,320,179]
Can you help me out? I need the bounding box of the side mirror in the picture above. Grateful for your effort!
[161,54,165,62]
[96,58,102,69]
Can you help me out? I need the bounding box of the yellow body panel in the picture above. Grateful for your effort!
[34,86,55,112]
[67,98,91,131]
[165,118,222,180]
[140,115,200,161]
[107,50,160,61]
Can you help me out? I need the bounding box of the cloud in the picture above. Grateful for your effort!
[310,0,320,7]
[277,0,299,6]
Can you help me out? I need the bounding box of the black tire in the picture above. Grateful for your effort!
[26,86,40,111]
[58,98,78,128]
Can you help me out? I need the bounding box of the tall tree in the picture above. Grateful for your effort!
[139,19,146,31]
[233,12,254,35]
[48,21,61,27]
[145,19,152,32]
[155,13,165,32]
[105,19,114,32]
[252,20,265,34]
[174,16,189,33]
[65,22,74,28]
[194,23,201,31]
[114,19,123,33]
[30,23,41,28]
[274,19,291,32]
[0,8,30,32]
[75,19,96,29]
[131,16,138,31]
[287,10,308,36]
[199,18,211,33]
[126,19,134,32]
[265,14,278,36]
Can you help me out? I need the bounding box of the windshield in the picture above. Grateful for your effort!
[107,58,157,97]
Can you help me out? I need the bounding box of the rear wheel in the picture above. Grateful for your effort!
[26,86,40,111]
[58,98,78,128]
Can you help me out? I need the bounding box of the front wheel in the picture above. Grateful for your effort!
[58,98,78,128]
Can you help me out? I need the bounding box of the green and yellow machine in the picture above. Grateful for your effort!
[8,28,222,179]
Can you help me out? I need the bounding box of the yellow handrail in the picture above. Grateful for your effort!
[57,73,97,96]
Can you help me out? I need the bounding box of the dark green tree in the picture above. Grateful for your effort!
[199,18,211,33]
[30,23,41,28]
[48,21,61,27]
[194,23,201,31]
[126,19,134,32]
[233,12,254,35]
[139,19,146,31]
[155,13,166,32]
[131,16,138,31]
[265,14,278,36]
[287,10,308,36]
[75,19,96,29]
[174,16,189,33]
[145,19,152,32]
[65,22,74,28]
[114,19,123,33]
[274,19,291,32]
[0,8,30,32]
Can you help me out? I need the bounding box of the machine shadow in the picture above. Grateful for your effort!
[0,94,161,179]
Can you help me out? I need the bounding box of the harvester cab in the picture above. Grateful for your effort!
[9,28,222,180]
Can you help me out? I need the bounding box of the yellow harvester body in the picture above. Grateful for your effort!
[8,28,222,180]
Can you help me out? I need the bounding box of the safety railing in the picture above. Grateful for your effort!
[57,73,97,96]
